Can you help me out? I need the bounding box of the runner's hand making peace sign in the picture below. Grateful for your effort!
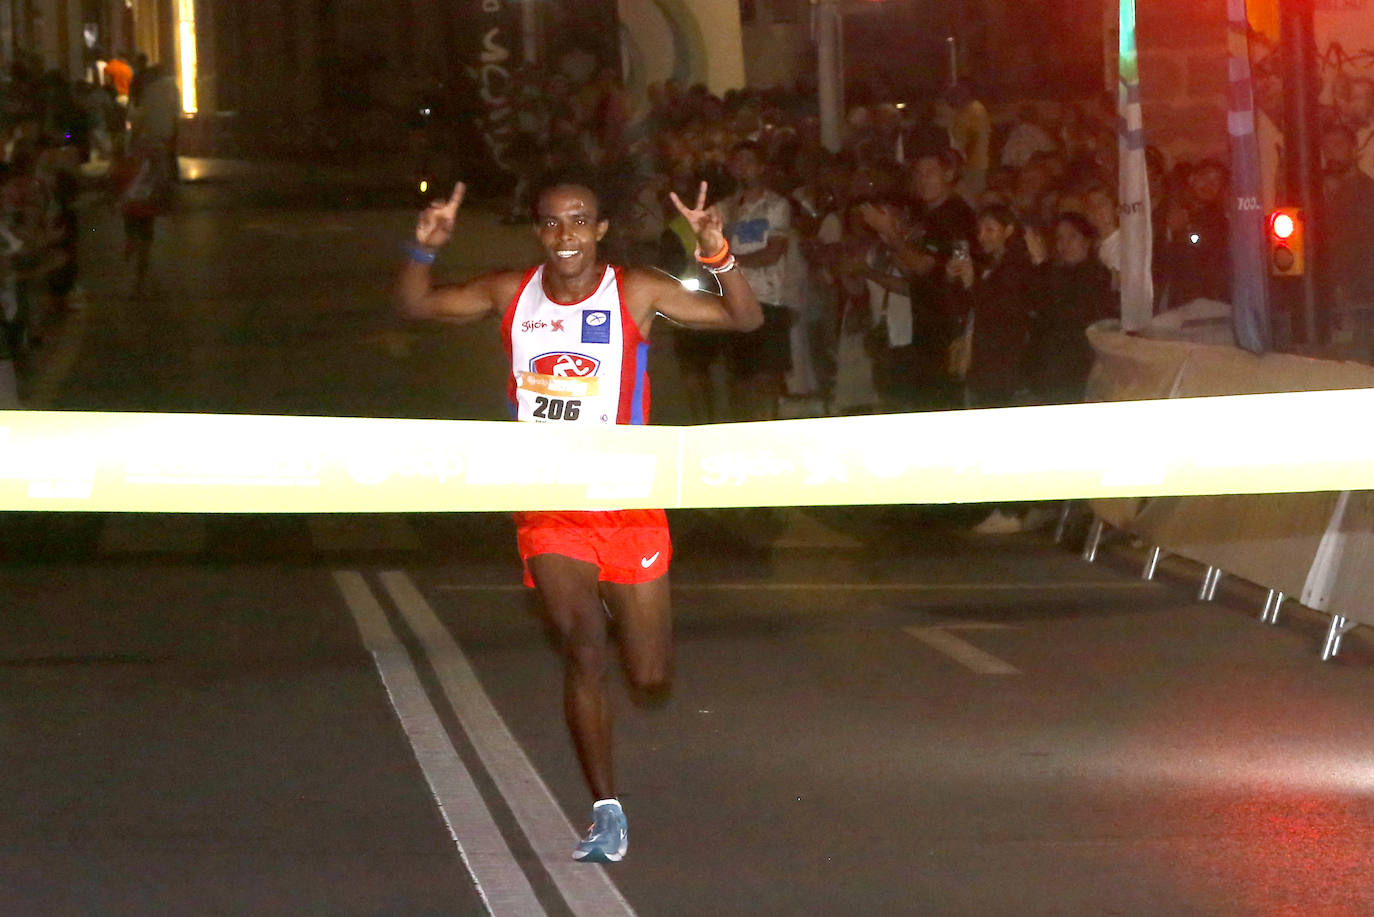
[668,181,726,255]
[415,182,466,251]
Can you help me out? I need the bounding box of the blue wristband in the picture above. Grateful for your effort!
[406,242,438,264]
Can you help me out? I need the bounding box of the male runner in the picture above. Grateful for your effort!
[395,177,763,862]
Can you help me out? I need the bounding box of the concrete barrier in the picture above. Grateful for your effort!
[1086,324,1374,650]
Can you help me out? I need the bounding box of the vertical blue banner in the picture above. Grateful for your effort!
[1226,0,1274,353]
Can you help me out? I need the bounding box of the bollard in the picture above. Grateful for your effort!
[1198,566,1223,601]
[1321,614,1357,660]
[1053,501,1072,544]
[1081,518,1104,563]
[1260,589,1284,625]
[1142,546,1163,580]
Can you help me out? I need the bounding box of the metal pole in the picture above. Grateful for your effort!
[1280,0,1325,349]
[816,0,842,152]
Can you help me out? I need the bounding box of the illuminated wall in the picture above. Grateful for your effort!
[735,0,808,90]
[617,0,745,98]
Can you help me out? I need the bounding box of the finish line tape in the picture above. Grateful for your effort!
[2,389,1372,513]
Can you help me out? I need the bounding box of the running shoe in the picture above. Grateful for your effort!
[572,799,628,863]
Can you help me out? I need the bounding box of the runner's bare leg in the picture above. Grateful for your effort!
[601,576,673,699]
[529,553,616,800]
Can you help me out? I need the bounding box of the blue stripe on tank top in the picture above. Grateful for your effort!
[630,341,649,425]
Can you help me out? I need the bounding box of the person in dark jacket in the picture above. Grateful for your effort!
[1159,159,1230,308]
[1028,211,1116,403]
[945,203,1038,408]
[946,204,1043,535]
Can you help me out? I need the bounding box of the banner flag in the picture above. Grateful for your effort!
[1117,0,1154,332]
[1227,0,1275,353]
[459,0,522,179]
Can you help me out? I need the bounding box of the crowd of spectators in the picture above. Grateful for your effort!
[498,72,1230,419]
[0,49,179,403]
[1320,74,1374,359]
[491,62,1374,396]
[0,52,92,403]
[12,47,1374,417]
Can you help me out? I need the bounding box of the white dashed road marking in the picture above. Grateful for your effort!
[903,623,1022,675]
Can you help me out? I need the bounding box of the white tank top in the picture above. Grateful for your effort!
[500,264,651,425]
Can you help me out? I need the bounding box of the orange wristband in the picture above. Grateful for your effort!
[695,239,730,265]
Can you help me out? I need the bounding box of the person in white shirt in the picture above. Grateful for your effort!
[721,141,794,420]
[1000,104,1058,169]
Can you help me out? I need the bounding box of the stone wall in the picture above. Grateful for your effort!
[1134,0,1231,163]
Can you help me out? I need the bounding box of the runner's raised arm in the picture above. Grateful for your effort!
[395,181,520,323]
[639,181,764,333]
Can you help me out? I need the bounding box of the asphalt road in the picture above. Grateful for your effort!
[2,162,1373,916]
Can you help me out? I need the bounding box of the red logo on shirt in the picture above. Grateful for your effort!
[530,352,601,377]
[552,319,565,332]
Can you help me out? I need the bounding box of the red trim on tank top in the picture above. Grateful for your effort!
[502,267,540,413]
[613,265,645,348]
[612,265,651,425]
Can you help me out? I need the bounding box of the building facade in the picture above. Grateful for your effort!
[6,0,738,157]
[15,0,1278,167]
[9,0,178,87]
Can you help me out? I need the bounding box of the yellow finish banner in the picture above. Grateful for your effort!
[1,389,1372,513]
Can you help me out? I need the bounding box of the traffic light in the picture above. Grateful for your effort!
[1269,207,1305,276]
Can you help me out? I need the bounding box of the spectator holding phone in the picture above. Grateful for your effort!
[857,149,975,410]
[945,204,1038,409]
[946,204,1041,533]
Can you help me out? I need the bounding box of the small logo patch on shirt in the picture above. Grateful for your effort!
[582,310,611,344]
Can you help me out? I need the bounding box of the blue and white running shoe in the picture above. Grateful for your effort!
[572,799,628,863]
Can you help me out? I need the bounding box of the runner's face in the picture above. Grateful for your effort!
[535,185,608,277]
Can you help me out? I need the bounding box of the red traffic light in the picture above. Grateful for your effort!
[1270,210,1296,240]
[1268,207,1304,276]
